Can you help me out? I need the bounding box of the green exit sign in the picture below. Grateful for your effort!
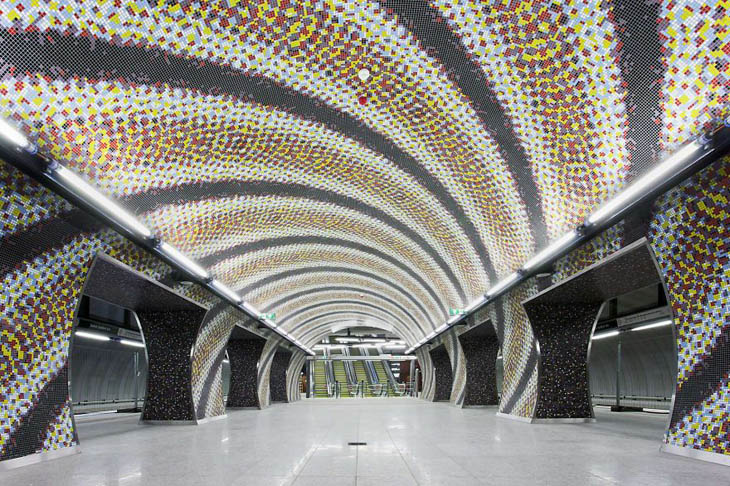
[260,313,276,320]
[449,308,465,316]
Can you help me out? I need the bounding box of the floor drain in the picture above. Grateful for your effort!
[348,442,367,446]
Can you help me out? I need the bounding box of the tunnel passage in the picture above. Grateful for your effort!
[522,239,669,421]
[226,327,267,409]
[428,344,453,402]
[458,321,500,407]
[79,254,208,423]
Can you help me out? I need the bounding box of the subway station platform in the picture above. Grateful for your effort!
[2,399,728,486]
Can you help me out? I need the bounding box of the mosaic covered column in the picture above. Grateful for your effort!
[226,339,266,408]
[286,351,307,402]
[428,345,453,402]
[458,328,500,407]
[649,158,730,464]
[137,309,207,422]
[524,303,603,420]
[270,349,292,403]
[191,305,239,421]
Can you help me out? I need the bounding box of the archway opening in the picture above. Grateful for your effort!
[309,327,413,398]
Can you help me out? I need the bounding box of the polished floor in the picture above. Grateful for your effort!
[2,398,729,485]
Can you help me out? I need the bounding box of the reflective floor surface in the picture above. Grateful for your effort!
[2,398,729,485]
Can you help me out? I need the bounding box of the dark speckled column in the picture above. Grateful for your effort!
[523,239,663,421]
[429,346,453,402]
[137,309,207,422]
[527,303,603,419]
[458,332,500,406]
[227,339,266,408]
[270,349,292,403]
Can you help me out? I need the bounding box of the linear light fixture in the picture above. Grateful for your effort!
[487,272,520,298]
[0,119,315,357]
[464,295,487,313]
[209,279,241,304]
[522,230,579,271]
[0,118,33,151]
[592,330,619,340]
[119,339,145,348]
[436,323,449,332]
[157,241,209,280]
[240,302,259,316]
[53,165,152,239]
[361,338,386,343]
[631,319,672,332]
[334,337,360,343]
[587,141,701,226]
[75,330,111,342]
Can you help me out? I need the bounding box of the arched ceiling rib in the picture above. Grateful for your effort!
[1,1,725,347]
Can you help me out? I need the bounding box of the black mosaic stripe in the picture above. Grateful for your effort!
[0,206,100,276]
[198,236,444,316]
[295,311,395,341]
[0,365,73,461]
[609,0,664,174]
[277,296,421,331]
[237,266,433,335]
[195,345,228,420]
[500,341,538,416]
[379,0,547,248]
[263,285,433,328]
[286,300,412,333]
[669,327,730,430]
[2,178,466,304]
[297,318,420,347]
[0,27,495,280]
[123,180,466,302]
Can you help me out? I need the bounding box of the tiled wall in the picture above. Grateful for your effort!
[286,351,307,403]
[192,305,240,420]
[649,158,730,458]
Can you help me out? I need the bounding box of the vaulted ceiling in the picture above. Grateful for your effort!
[1,0,725,346]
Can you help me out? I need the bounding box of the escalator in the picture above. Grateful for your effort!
[353,360,374,397]
[332,360,354,397]
[313,360,329,398]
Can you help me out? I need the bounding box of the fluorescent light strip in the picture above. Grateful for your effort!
[120,339,145,348]
[54,165,152,239]
[361,338,386,343]
[240,302,259,316]
[464,295,487,313]
[209,279,241,304]
[522,230,579,271]
[334,337,360,343]
[592,330,619,340]
[631,319,672,332]
[487,272,520,297]
[75,330,111,342]
[0,121,314,356]
[0,117,31,149]
[587,141,701,225]
[158,241,209,280]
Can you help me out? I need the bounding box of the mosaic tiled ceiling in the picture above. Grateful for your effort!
[0,0,727,346]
